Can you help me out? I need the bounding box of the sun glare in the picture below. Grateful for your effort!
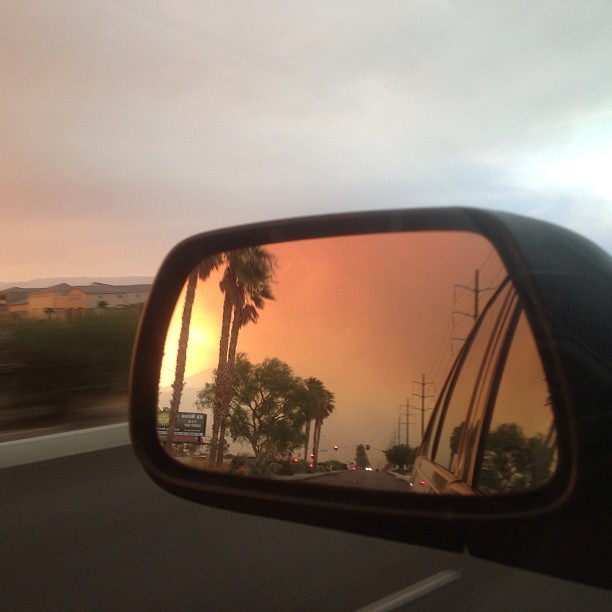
[160,279,220,389]
[539,151,612,200]
[525,115,612,202]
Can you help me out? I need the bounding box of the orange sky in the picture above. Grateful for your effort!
[160,230,506,465]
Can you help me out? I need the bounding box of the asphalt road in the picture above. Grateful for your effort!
[309,468,411,492]
[1,444,611,611]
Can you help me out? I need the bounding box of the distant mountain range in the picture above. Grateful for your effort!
[0,276,154,291]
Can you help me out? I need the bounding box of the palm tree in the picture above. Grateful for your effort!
[164,257,222,452]
[312,388,335,467]
[301,378,335,466]
[302,377,323,462]
[215,297,269,459]
[208,247,276,466]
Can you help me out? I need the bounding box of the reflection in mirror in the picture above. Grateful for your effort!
[476,310,558,494]
[417,278,557,495]
[156,231,557,495]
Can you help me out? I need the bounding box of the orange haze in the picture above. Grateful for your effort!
[161,230,504,463]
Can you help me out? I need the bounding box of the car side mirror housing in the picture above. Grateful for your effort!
[130,207,612,589]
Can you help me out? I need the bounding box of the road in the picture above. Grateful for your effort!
[308,468,411,492]
[1,443,611,611]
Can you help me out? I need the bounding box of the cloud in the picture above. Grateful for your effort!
[1,1,611,279]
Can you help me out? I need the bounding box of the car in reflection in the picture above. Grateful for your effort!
[410,278,557,495]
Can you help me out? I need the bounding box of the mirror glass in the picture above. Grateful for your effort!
[156,231,557,495]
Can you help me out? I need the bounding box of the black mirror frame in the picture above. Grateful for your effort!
[130,207,612,587]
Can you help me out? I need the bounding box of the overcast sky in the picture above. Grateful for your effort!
[2,1,611,282]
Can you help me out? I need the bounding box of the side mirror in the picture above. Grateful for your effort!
[130,207,612,589]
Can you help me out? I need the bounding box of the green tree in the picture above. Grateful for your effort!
[478,422,531,494]
[478,422,557,494]
[355,444,371,469]
[526,430,557,488]
[449,421,464,466]
[209,247,276,466]
[0,311,139,415]
[312,387,334,467]
[198,355,305,468]
[384,444,416,470]
[299,377,334,467]
[165,257,222,451]
[301,377,321,462]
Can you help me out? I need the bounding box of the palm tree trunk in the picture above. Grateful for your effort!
[209,290,234,465]
[213,297,244,466]
[313,415,322,467]
[165,270,197,452]
[209,247,275,467]
[303,418,312,462]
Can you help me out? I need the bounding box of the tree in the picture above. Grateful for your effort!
[478,422,530,493]
[301,377,321,462]
[208,247,276,466]
[312,387,334,467]
[478,422,558,494]
[526,430,557,488]
[300,377,334,467]
[165,257,222,451]
[1,310,140,414]
[384,444,416,470]
[355,444,371,469]
[199,355,305,467]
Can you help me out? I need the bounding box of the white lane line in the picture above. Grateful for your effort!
[356,569,462,612]
[0,422,130,468]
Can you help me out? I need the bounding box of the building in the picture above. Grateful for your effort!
[0,282,152,319]
[0,287,34,317]
[27,283,73,318]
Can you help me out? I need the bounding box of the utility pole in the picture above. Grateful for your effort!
[397,415,401,446]
[412,374,435,440]
[399,398,415,447]
[454,269,496,322]
[452,269,497,355]
[405,400,415,447]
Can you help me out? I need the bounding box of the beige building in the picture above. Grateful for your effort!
[0,282,151,319]
[58,283,151,312]
[27,284,72,318]
[0,287,33,317]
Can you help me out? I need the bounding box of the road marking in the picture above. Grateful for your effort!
[356,569,462,612]
[0,422,130,468]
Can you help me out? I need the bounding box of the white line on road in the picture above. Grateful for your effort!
[0,422,130,468]
[356,569,462,612]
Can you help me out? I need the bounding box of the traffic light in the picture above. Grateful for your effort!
[333,444,338,451]
[310,452,315,460]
